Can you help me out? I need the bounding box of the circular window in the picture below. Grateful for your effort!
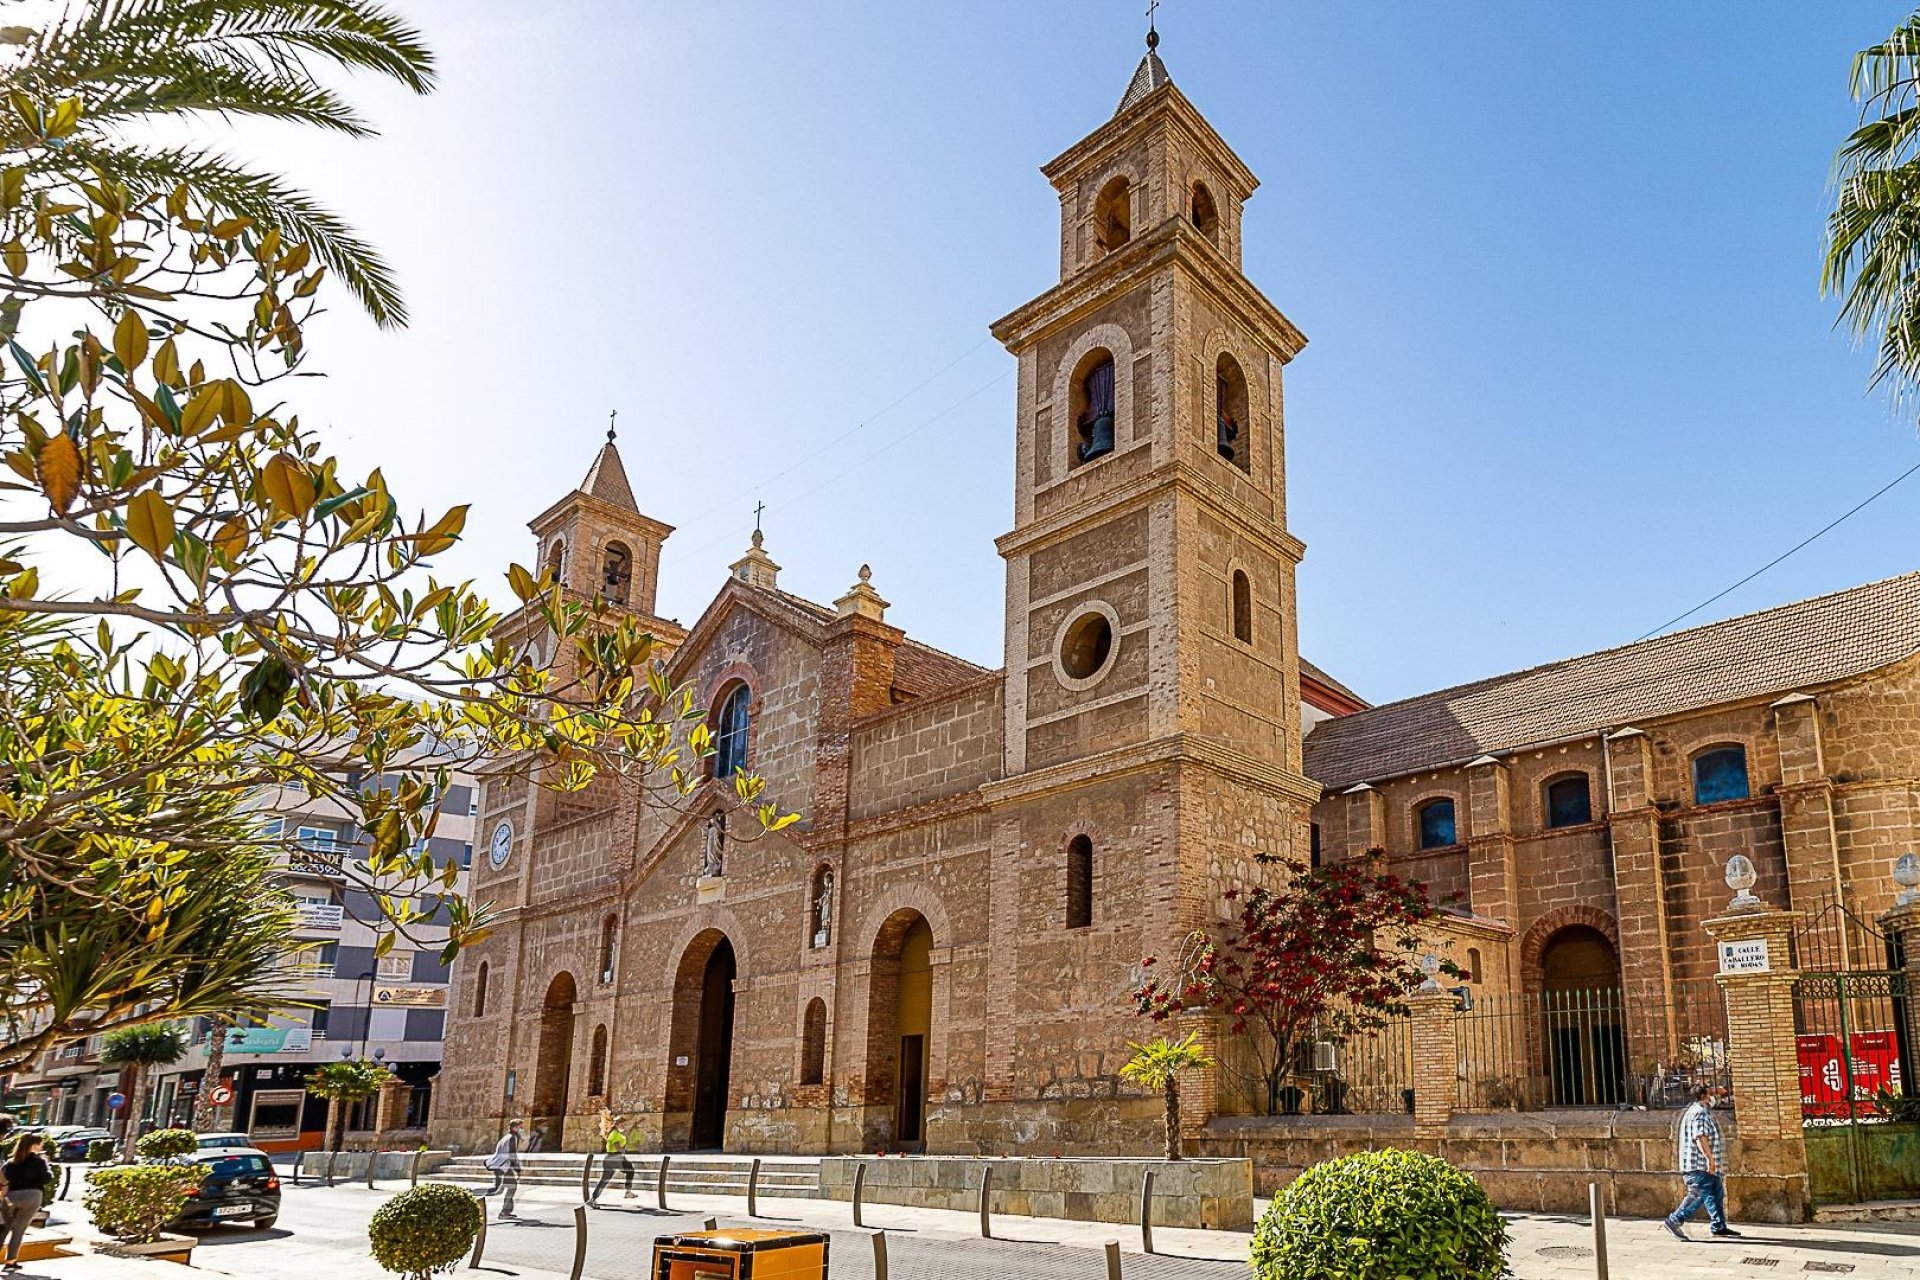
[1054,603,1120,689]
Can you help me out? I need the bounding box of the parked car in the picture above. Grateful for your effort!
[39,1125,115,1161]
[194,1131,251,1150]
[168,1147,281,1231]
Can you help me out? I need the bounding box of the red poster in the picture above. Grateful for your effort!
[1798,1031,1906,1120]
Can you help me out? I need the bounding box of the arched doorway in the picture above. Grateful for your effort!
[1540,927,1625,1106]
[865,910,933,1149]
[665,930,737,1151]
[532,972,577,1148]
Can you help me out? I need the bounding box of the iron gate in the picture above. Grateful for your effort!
[1791,969,1917,1205]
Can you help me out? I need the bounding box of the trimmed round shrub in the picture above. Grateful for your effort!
[1252,1148,1510,1280]
[86,1138,117,1163]
[83,1164,205,1242]
[136,1127,199,1160]
[368,1182,483,1280]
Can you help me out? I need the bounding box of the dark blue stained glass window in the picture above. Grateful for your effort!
[1417,799,1457,850]
[713,684,751,779]
[1545,775,1593,828]
[1692,747,1749,805]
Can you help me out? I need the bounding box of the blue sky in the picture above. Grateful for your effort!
[254,1,1920,705]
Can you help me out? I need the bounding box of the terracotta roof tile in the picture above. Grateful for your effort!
[1303,571,1920,790]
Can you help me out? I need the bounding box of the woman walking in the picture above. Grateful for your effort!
[0,1132,54,1271]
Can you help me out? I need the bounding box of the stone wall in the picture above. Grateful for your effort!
[1197,1110,1807,1224]
[818,1154,1254,1230]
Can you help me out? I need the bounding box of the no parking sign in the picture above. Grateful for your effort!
[209,1081,235,1106]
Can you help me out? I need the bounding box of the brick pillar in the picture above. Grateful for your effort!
[1702,905,1809,1223]
[1341,783,1386,861]
[1406,988,1457,1139]
[374,1074,409,1145]
[813,570,902,846]
[1603,727,1678,1069]
[1772,694,1848,962]
[1465,755,1516,924]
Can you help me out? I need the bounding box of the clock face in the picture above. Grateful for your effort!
[489,820,514,870]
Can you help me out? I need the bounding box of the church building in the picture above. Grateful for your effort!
[431,43,1920,1156]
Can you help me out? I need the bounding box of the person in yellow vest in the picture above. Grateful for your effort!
[588,1114,633,1207]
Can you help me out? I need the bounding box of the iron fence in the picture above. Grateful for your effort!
[1452,982,1729,1112]
[1792,970,1912,1123]
[1212,1013,1416,1116]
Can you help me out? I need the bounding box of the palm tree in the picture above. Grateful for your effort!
[1826,12,1920,407]
[2,0,436,326]
[190,1019,230,1132]
[1120,1032,1214,1162]
[99,1023,188,1161]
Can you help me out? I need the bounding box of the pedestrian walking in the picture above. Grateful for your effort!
[483,1119,524,1220]
[589,1116,634,1206]
[1664,1085,1740,1241]
[1,1132,55,1272]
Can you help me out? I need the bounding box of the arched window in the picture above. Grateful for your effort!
[1093,175,1131,254]
[545,539,566,586]
[1417,798,1457,850]
[800,998,827,1086]
[1309,822,1322,870]
[1215,352,1249,471]
[1544,774,1593,828]
[1071,350,1116,465]
[1231,569,1252,644]
[1191,181,1219,244]
[1692,746,1750,805]
[809,865,834,949]
[601,540,632,605]
[1066,834,1093,929]
[472,960,489,1018]
[1466,947,1483,984]
[598,914,618,985]
[712,684,751,779]
[587,1023,608,1097]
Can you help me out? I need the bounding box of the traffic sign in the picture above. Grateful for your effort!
[106,1092,125,1110]
[209,1082,235,1106]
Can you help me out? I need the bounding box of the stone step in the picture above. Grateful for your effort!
[1811,1198,1920,1223]
[17,1229,76,1263]
[427,1154,821,1198]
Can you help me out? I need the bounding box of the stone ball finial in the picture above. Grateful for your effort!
[858,564,872,584]
[1895,851,1920,907]
[751,529,764,550]
[1725,853,1762,911]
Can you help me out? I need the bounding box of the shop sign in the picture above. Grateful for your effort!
[374,985,446,1007]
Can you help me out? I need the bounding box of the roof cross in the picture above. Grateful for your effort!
[753,500,766,535]
[606,409,618,444]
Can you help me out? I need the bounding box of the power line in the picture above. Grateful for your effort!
[1633,457,1920,643]
[661,365,1014,571]
[660,336,997,536]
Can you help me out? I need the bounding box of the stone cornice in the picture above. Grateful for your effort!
[994,466,1306,564]
[982,732,1321,808]
[1040,83,1258,197]
[528,489,675,542]
[842,789,990,845]
[990,216,1306,361]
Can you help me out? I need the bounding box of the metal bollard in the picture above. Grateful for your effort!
[747,1157,761,1218]
[1105,1240,1123,1280]
[656,1154,671,1212]
[569,1203,588,1280]
[1590,1182,1610,1280]
[410,1149,423,1187]
[366,1150,377,1190]
[872,1229,889,1280]
[290,1153,303,1187]
[467,1191,488,1269]
[851,1161,866,1228]
[1139,1168,1155,1255]
[978,1165,992,1239]
[580,1151,595,1204]
[324,1150,337,1188]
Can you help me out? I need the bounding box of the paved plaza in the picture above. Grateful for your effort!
[11,1165,1920,1280]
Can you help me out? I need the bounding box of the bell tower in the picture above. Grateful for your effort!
[990,33,1313,786]
[528,420,674,622]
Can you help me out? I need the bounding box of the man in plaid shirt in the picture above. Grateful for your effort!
[1665,1085,1739,1240]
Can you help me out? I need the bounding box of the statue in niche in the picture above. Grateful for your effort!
[813,869,834,946]
[701,812,726,879]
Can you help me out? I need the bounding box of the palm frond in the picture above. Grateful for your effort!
[66,138,408,327]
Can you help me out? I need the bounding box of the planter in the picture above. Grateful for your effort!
[96,1233,196,1266]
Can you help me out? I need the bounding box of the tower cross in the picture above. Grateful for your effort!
[753,500,766,534]
[607,409,618,444]
[1146,0,1160,36]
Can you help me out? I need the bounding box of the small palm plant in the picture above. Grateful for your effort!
[307,1058,393,1152]
[99,1024,188,1161]
[1120,1032,1214,1162]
